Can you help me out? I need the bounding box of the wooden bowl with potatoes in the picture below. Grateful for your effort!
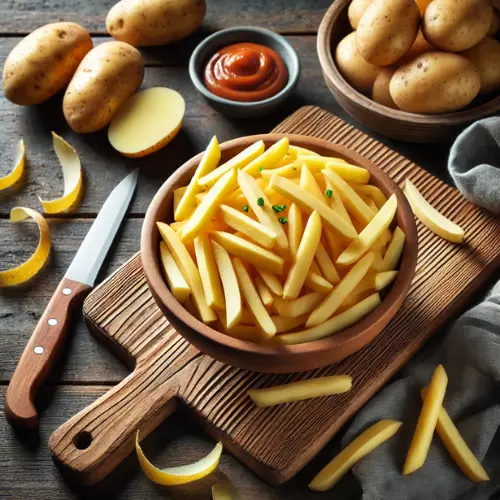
[318,0,500,143]
[141,134,418,373]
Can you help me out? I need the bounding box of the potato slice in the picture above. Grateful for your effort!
[242,137,289,176]
[159,241,190,303]
[287,203,303,259]
[420,388,489,482]
[232,258,276,338]
[284,211,323,299]
[255,269,283,297]
[307,252,374,327]
[300,164,326,203]
[175,136,221,221]
[382,226,405,271]
[315,241,340,283]
[273,292,325,318]
[352,183,387,210]
[255,275,274,308]
[219,204,277,249]
[181,169,238,242]
[305,271,334,293]
[405,179,465,243]
[271,314,309,333]
[269,175,357,239]
[248,375,352,408]
[198,140,265,188]
[157,222,216,323]
[403,364,448,475]
[108,88,185,157]
[337,194,397,266]
[309,420,401,491]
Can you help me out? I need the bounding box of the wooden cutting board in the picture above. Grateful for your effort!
[49,106,500,487]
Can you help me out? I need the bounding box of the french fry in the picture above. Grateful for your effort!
[195,192,206,205]
[219,204,277,249]
[420,388,489,482]
[337,194,398,266]
[269,174,357,239]
[212,231,284,274]
[310,259,323,276]
[306,253,375,327]
[324,229,345,261]
[403,365,448,475]
[325,180,354,226]
[287,203,303,259]
[248,375,352,408]
[370,251,386,272]
[255,275,274,308]
[405,179,465,243]
[173,186,187,215]
[273,292,325,318]
[305,271,334,293]
[182,169,238,242]
[309,419,402,491]
[159,242,190,303]
[157,222,216,323]
[289,145,320,157]
[271,314,309,333]
[315,241,340,283]
[300,164,326,203]
[255,268,283,296]
[175,136,220,221]
[352,183,387,209]
[326,160,370,184]
[284,211,323,299]
[260,163,299,179]
[211,241,242,328]
[353,270,398,295]
[382,227,405,271]
[170,220,186,233]
[198,140,265,188]
[242,137,289,176]
[232,257,276,337]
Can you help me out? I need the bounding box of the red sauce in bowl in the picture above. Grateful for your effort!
[203,42,288,102]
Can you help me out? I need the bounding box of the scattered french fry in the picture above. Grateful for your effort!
[173,186,188,215]
[353,271,399,295]
[382,227,406,271]
[289,145,320,157]
[242,137,289,176]
[273,292,325,318]
[159,241,190,303]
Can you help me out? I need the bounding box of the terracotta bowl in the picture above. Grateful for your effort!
[317,0,500,143]
[141,134,418,373]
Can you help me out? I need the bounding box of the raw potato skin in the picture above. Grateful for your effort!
[335,32,380,93]
[422,0,492,52]
[371,68,398,109]
[356,0,420,66]
[2,22,92,105]
[462,36,500,94]
[348,0,373,29]
[63,41,144,133]
[106,0,206,47]
[399,31,434,64]
[390,52,481,114]
[488,9,500,35]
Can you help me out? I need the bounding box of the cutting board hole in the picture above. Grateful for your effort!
[73,431,93,450]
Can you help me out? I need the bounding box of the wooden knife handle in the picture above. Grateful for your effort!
[4,277,91,429]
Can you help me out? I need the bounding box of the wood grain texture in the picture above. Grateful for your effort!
[49,106,500,487]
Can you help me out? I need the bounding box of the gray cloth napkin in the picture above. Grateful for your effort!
[343,118,500,500]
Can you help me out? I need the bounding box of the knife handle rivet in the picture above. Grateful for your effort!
[34,346,44,355]
[62,288,72,296]
[48,318,58,326]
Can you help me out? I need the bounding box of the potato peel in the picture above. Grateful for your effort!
[0,139,25,192]
[0,207,51,287]
[135,432,223,486]
[38,132,84,214]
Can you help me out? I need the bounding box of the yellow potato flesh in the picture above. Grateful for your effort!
[173,186,187,215]
[403,364,448,475]
[255,275,274,308]
[271,314,309,333]
[352,183,387,210]
[315,241,340,283]
[242,137,289,176]
[255,269,283,296]
[326,160,370,184]
[287,202,303,259]
[248,375,352,408]
[175,136,221,221]
[260,163,298,179]
[325,180,354,226]
[289,145,320,157]
[300,164,326,202]
[159,242,190,303]
[108,88,185,157]
[309,420,402,491]
[405,179,464,243]
[382,226,406,271]
[305,271,334,293]
[273,292,325,318]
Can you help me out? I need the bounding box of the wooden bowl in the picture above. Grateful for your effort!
[317,0,500,143]
[141,134,418,373]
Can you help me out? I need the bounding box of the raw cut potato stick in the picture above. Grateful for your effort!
[310,260,323,276]
[242,137,289,176]
[198,140,265,188]
[420,388,489,482]
[287,203,303,258]
[255,275,274,308]
[305,271,334,293]
[326,160,370,184]
[315,241,340,283]
[260,163,298,179]
[273,292,326,318]
[337,194,398,266]
[284,211,323,299]
[255,268,283,296]
[370,251,386,272]
[232,258,277,338]
[173,186,187,215]
[175,136,221,221]
[382,226,406,271]
[211,231,284,274]
[159,241,190,303]
[181,169,238,242]
[276,293,381,345]
[300,164,327,203]
[306,252,375,327]
[271,314,309,333]
[353,270,398,295]
[403,364,448,475]
[238,308,254,325]
[289,145,320,157]
[211,241,242,329]
[309,420,402,491]
[248,375,353,408]
[269,174,358,239]
[157,222,216,323]
[325,180,354,226]
[352,183,387,210]
[404,179,465,243]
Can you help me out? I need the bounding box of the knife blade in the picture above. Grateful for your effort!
[4,169,138,429]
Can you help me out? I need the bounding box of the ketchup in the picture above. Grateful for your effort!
[203,42,288,102]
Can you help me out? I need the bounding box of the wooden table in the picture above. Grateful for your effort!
[0,1,457,498]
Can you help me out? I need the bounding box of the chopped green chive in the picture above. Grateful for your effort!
[326,189,333,198]
[278,216,288,224]
[243,205,249,212]
[257,197,264,206]
[259,166,264,171]
[272,204,286,213]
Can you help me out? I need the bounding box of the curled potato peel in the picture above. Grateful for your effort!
[0,139,25,192]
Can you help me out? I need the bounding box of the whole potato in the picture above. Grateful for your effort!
[3,22,92,105]
[335,32,380,93]
[399,31,434,64]
[489,9,500,35]
[371,68,398,109]
[356,0,420,66]
[348,0,373,29]
[462,36,500,94]
[106,0,206,47]
[63,42,144,133]
[390,52,480,113]
[422,0,492,52]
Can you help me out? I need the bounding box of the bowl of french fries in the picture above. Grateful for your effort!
[141,134,418,373]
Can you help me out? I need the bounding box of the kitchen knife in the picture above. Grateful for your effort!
[4,169,139,429]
